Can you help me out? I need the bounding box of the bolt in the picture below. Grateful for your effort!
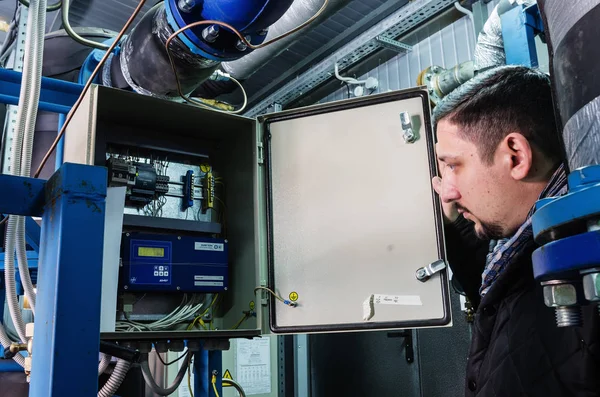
[177,236,181,240]
[178,0,195,13]
[404,131,416,143]
[555,306,583,327]
[124,285,128,290]
[126,233,130,237]
[258,28,269,36]
[177,286,181,290]
[224,287,228,291]
[416,268,427,280]
[202,25,220,43]
[236,36,251,51]
[582,272,600,302]
[542,281,583,327]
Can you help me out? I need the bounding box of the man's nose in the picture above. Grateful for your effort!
[441,180,461,203]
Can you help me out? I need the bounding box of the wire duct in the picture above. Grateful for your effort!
[98,359,130,397]
[140,352,192,396]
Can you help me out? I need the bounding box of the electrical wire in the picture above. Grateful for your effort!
[156,349,189,366]
[18,0,61,11]
[141,351,192,396]
[230,313,250,330]
[212,373,221,397]
[254,287,297,307]
[33,0,148,178]
[187,293,219,330]
[164,0,329,113]
[223,378,247,397]
[187,353,194,397]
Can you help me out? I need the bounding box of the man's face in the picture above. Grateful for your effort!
[435,119,513,240]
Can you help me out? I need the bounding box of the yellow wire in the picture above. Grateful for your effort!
[187,294,219,330]
[254,286,285,303]
[231,313,249,330]
[212,374,220,397]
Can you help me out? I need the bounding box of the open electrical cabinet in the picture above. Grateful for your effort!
[62,84,451,341]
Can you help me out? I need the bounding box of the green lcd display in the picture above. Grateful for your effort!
[138,247,165,258]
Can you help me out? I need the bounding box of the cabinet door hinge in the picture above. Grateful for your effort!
[257,142,265,165]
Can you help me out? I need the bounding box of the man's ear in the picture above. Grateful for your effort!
[498,133,533,181]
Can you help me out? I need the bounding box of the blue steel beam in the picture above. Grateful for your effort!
[29,163,107,396]
[501,4,541,68]
[0,174,45,217]
[0,69,83,114]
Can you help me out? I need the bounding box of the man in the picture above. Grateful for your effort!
[431,65,600,396]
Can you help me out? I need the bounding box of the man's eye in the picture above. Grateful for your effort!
[446,164,455,171]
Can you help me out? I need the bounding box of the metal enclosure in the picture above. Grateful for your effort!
[259,89,451,333]
[62,84,449,337]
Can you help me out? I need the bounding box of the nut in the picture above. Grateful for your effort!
[583,273,600,301]
[543,283,578,307]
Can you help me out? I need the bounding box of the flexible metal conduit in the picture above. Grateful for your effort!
[5,0,46,344]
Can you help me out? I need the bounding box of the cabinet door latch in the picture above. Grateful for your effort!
[415,260,446,282]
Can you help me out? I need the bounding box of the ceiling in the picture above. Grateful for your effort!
[0,0,413,105]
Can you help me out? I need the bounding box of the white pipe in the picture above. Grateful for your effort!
[5,0,41,343]
[334,62,367,85]
[454,1,475,36]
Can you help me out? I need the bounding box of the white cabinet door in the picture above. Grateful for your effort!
[261,89,451,333]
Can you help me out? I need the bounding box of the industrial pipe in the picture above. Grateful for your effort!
[222,0,350,80]
[115,0,294,98]
[417,61,475,104]
[537,0,600,170]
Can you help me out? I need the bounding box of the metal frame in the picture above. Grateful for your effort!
[0,163,107,396]
[501,3,543,67]
[245,0,458,116]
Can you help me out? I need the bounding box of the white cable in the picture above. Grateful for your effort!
[4,0,41,343]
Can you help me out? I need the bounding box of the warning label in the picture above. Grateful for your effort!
[223,369,234,387]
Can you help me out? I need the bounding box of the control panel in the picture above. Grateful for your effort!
[120,233,228,293]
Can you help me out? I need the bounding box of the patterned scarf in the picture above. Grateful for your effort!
[479,164,568,296]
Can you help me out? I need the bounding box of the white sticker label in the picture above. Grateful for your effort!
[194,242,224,251]
[194,275,224,281]
[194,281,224,287]
[374,294,422,306]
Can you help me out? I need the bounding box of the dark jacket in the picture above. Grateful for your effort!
[446,215,600,397]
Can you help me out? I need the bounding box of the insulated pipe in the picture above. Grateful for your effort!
[537,0,600,170]
[98,354,112,376]
[222,0,350,80]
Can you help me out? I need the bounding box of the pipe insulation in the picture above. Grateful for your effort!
[5,0,45,344]
[0,323,25,367]
[538,0,600,171]
[118,3,220,99]
[473,0,535,71]
[222,0,350,80]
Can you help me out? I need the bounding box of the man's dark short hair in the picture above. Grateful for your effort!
[432,65,563,164]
